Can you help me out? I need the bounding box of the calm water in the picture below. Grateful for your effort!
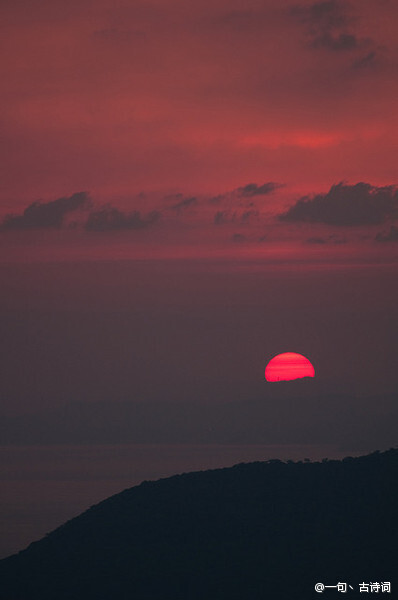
[0,443,359,559]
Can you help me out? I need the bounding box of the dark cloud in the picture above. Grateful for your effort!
[312,31,358,51]
[0,192,89,231]
[291,0,373,55]
[210,182,282,205]
[279,182,398,226]
[208,194,224,205]
[375,225,398,243]
[352,51,377,70]
[237,182,281,197]
[85,207,160,232]
[214,210,236,225]
[241,209,259,223]
[291,0,350,30]
[214,209,258,225]
[170,196,198,212]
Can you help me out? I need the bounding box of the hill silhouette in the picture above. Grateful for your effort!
[0,449,396,599]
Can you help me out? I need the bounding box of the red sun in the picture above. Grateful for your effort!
[265,352,315,382]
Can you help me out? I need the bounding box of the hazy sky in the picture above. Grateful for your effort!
[1,0,398,422]
[1,260,397,419]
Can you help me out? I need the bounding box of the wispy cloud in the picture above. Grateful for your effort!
[279,182,398,226]
[291,0,380,68]
[85,207,160,232]
[0,192,89,231]
[210,182,283,206]
[291,0,357,51]
[214,209,259,226]
[236,182,282,197]
[170,196,198,212]
[352,50,377,70]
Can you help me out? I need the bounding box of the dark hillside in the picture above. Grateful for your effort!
[0,449,396,599]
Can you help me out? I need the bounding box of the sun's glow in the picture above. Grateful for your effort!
[265,352,315,382]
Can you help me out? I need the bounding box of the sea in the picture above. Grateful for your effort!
[0,443,361,559]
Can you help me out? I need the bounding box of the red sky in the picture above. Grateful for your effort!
[2,1,398,564]
[1,0,398,260]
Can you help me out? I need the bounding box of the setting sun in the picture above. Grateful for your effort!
[265,352,315,382]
